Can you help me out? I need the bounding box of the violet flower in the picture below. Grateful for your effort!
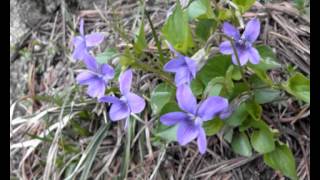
[72,18,104,61]
[160,84,229,154]
[163,42,197,86]
[99,69,146,126]
[76,55,114,98]
[219,18,261,66]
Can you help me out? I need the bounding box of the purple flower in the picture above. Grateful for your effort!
[160,84,229,154]
[99,69,146,126]
[72,18,104,61]
[76,55,114,98]
[219,18,261,66]
[163,42,197,86]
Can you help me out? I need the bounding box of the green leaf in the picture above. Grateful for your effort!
[283,73,310,103]
[248,65,273,86]
[119,48,135,67]
[225,102,248,127]
[150,83,175,114]
[187,0,214,19]
[223,127,234,143]
[251,129,275,154]
[203,118,224,136]
[96,48,118,64]
[254,88,281,104]
[245,100,262,121]
[231,132,252,157]
[159,101,181,115]
[133,21,147,55]
[162,3,194,53]
[195,19,217,41]
[191,77,205,96]
[203,77,224,97]
[229,82,249,100]
[263,143,298,180]
[197,55,232,85]
[254,45,281,70]
[155,124,178,142]
[233,0,256,13]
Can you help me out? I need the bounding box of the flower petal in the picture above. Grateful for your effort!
[177,120,199,145]
[231,48,249,66]
[126,92,146,113]
[176,84,197,114]
[174,68,192,86]
[99,95,120,104]
[86,78,105,98]
[247,47,260,64]
[72,43,87,61]
[223,22,240,40]
[197,127,207,154]
[242,18,260,43]
[219,41,233,54]
[83,54,98,71]
[79,18,84,36]
[100,64,115,80]
[119,69,132,95]
[163,58,186,73]
[219,106,232,119]
[184,57,197,78]
[76,71,96,85]
[160,112,189,126]
[198,96,229,121]
[72,36,83,46]
[109,101,130,121]
[85,33,104,47]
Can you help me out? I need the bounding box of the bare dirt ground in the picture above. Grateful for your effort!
[10,0,309,179]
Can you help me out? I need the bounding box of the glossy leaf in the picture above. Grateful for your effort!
[150,83,175,114]
[225,102,248,127]
[203,118,224,136]
[162,3,194,53]
[263,143,298,180]
[96,48,118,64]
[231,132,252,157]
[187,0,214,19]
[251,129,275,153]
[283,72,310,103]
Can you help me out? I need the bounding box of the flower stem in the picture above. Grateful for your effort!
[145,9,165,66]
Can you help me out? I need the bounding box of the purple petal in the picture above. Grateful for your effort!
[174,68,192,86]
[85,33,104,47]
[125,92,146,114]
[242,18,260,43]
[231,48,249,66]
[72,36,83,46]
[176,84,197,114]
[119,69,132,95]
[223,22,240,40]
[76,71,96,85]
[184,57,197,78]
[247,47,260,64]
[86,78,106,98]
[219,41,233,54]
[109,101,130,121]
[99,95,120,104]
[197,127,207,154]
[79,18,84,36]
[82,54,98,71]
[177,120,199,145]
[219,106,232,119]
[100,64,115,81]
[72,43,87,61]
[160,112,189,126]
[198,96,229,121]
[163,58,186,73]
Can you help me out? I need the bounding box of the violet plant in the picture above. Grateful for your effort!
[69,1,309,179]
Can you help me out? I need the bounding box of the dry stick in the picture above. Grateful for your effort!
[181,151,198,180]
[144,111,154,159]
[149,145,167,180]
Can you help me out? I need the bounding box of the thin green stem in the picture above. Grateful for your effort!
[145,9,165,66]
